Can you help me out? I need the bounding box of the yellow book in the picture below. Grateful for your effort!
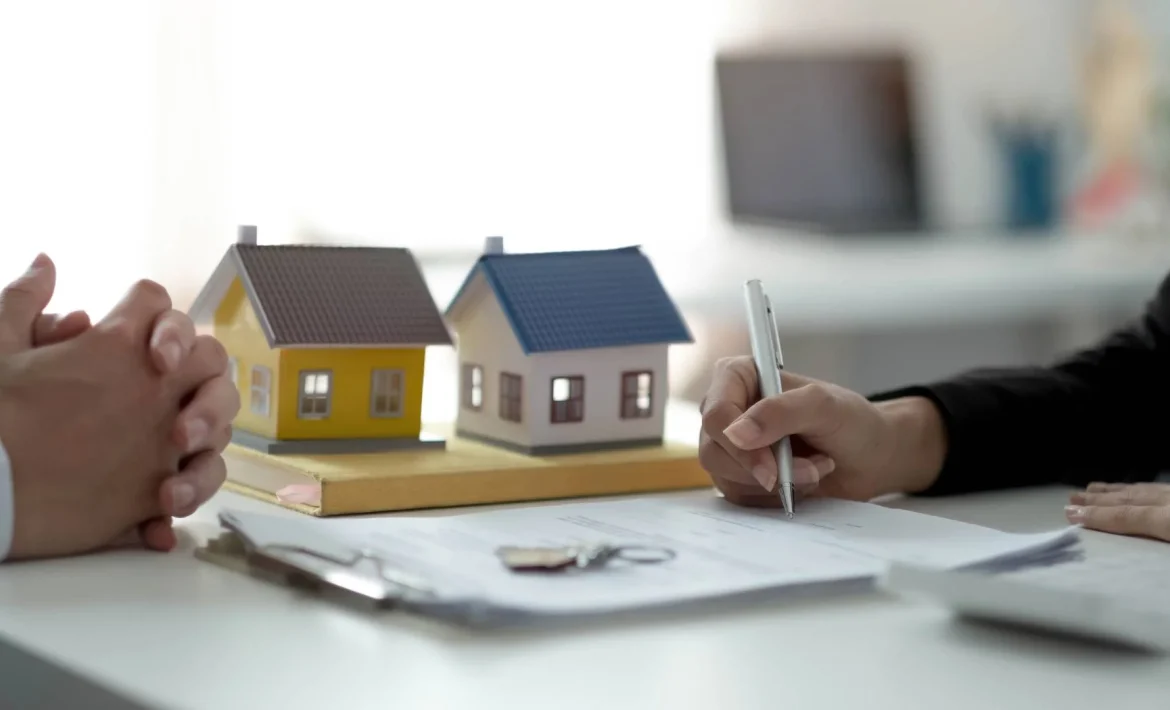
[224,425,711,516]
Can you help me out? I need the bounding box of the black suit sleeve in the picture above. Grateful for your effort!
[870,273,1170,496]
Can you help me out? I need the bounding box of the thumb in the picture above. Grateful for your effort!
[33,310,91,347]
[0,254,56,354]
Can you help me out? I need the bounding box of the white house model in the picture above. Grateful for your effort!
[444,238,693,454]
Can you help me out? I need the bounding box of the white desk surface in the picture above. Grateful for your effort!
[1,484,1168,709]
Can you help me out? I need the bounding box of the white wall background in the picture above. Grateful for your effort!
[216,0,718,257]
[0,2,156,317]
[0,0,721,316]
[0,1,1166,324]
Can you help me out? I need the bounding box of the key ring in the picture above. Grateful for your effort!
[599,545,676,565]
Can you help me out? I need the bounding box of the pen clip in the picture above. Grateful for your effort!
[763,295,783,369]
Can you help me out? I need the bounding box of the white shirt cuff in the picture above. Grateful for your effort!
[0,436,13,561]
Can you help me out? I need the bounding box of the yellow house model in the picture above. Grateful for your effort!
[187,226,452,455]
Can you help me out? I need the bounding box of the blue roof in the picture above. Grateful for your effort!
[446,246,693,354]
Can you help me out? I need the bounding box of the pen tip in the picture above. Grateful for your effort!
[787,511,794,519]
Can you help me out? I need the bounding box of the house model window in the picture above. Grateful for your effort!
[250,365,272,417]
[227,356,238,388]
[550,376,584,423]
[621,371,653,419]
[371,369,405,417]
[299,371,332,418]
[462,364,483,410]
[499,372,522,422]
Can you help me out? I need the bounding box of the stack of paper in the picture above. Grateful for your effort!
[217,492,1080,622]
[1000,545,1170,613]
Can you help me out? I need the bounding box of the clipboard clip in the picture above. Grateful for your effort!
[197,513,439,609]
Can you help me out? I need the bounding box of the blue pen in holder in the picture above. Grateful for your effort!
[992,119,1059,231]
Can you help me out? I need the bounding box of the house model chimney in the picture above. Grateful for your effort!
[238,225,257,245]
[483,236,504,254]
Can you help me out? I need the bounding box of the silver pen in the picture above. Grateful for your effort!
[743,279,795,518]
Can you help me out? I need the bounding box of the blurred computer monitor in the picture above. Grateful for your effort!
[716,50,924,234]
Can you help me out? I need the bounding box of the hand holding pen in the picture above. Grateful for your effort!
[695,284,948,509]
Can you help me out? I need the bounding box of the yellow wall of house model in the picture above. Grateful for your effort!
[213,277,427,441]
[213,279,280,438]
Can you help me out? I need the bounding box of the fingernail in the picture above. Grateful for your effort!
[1065,505,1084,523]
[792,460,820,485]
[724,418,761,447]
[751,463,778,491]
[159,341,182,371]
[184,418,208,450]
[171,482,196,511]
[29,253,49,271]
[1069,492,1086,505]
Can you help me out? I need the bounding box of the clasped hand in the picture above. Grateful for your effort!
[0,254,239,560]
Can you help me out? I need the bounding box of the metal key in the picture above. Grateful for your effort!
[495,544,675,573]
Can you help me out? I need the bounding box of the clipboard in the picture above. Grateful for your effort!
[194,497,1084,629]
[194,512,514,626]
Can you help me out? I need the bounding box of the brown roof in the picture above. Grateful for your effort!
[189,244,452,348]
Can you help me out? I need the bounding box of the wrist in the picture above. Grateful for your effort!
[874,396,947,495]
[0,360,45,560]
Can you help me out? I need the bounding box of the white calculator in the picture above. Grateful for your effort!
[881,560,1170,653]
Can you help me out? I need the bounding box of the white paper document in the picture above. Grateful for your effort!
[1003,544,1170,613]
[220,492,1079,619]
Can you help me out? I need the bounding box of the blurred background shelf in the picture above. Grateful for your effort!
[638,227,1169,329]
[416,225,1170,402]
[423,227,1170,328]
